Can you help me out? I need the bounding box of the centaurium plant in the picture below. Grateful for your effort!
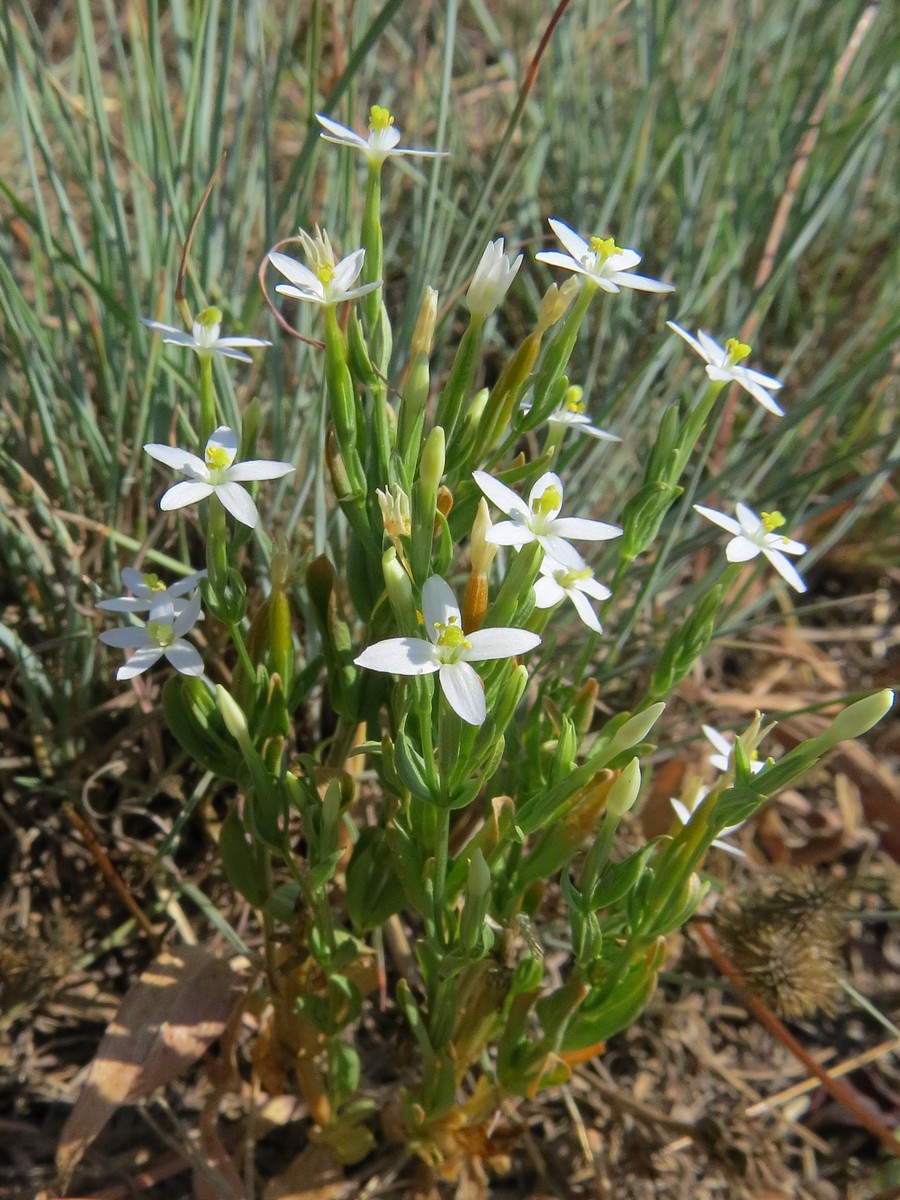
[90,101,895,1184]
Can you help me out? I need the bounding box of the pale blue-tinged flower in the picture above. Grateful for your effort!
[526,386,620,443]
[268,227,380,309]
[354,576,540,726]
[694,502,807,593]
[144,425,294,529]
[536,219,675,294]
[670,786,747,858]
[667,322,784,416]
[316,106,446,166]
[96,567,207,620]
[473,469,622,570]
[466,238,523,318]
[702,724,765,776]
[533,556,611,633]
[141,307,271,363]
[99,591,204,681]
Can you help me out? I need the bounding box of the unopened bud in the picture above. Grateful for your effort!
[411,287,438,358]
[467,849,491,900]
[419,425,445,495]
[471,498,498,575]
[606,757,641,819]
[216,685,251,747]
[537,276,580,334]
[607,702,666,756]
[818,689,894,750]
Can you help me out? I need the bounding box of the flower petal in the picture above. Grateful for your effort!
[332,249,366,293]
[215,481,259,527]
[547,219,589,261]
[269,251,321,291]
[96,597,148,613]
[99,627,151,649]
[159,480,214,511]
[116,646,164,679]
[533,576,565,608]
[725,536,761,563]
[763,549,807,594]
[165,641,205,676]
[464,627,541,662]
[227,459,295,482]
[438,661,486,726]
[422,576,461,639]
[693,504,742,536]
[528,471,565,515]
[552,516,622,542]
[315,112,369,149]
[143,443,207,474]
[568,588,603,632]
[485,521,533,548]
[666,321,709,362]
[737,374,785,416]
[537,535,585,569]
[609,271,675,293]
[355,638,440,675]
[172,590,203,637]
[472,470,528,519]
[534,251,588,274]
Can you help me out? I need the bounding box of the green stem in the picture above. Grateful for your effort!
[432,805,451,948]
[198,356,217,446]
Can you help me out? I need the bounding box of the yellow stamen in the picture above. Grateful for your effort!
[141,573,165,592]
[196,305,223,328]
[532,485,562,518]
[761,510,786,533]
[316,262,335,285]
[725,337,751,366]
[205,444,231,470]
[369,105,394,133]
[556,566,592,588]
[588,235,622,261]
[147,620,174,646]
[564,386,586,415]
[434,617,471,651]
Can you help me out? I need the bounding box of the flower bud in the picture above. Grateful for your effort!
[816,689,894,749]
[216,685,251,748]
[536,276,580,334]
[605,757,641,819]
[606,702,665,757]
[419,425,445,496]
[466,239,523,319]
[411,287,438,357]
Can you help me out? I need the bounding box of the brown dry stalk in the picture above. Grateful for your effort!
[694,920,900,1157]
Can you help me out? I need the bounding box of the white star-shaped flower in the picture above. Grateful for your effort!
[473,469,622,570]
[315,105,446,166]
[143,425,294,529]
[694,502,807,593]
[96,566,207,620]
[354,575,540,726]
[667,322,784,417]
[702,724,765,776]
[533,556,611,633]
[527,387,620,443]
[98,591,204,681]
[141,306,271,363]
[268,226,380,309]
[535,219,675,294]
[466,238,523,319]
[670,786,747,858]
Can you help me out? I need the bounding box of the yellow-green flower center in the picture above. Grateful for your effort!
[434,617,470,651]
[555,565,591,588]
[564,387,585,414]
[532,485,562,518]
[196,305,223,328]
[761,510,786,533]
[316,262,335,286]
[141,573,165,592]
[588,235,622,262]
[206,444,231,470]
[725,337,751,366]
[148,620,175,647]
[369,105,394,133]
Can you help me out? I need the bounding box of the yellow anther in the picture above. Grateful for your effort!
[725,337,751,365]
[316,262,335,285]
[196,306,222,328]
[369,105,394,132]
[761,510,786,533]
[141,573,165,591]
[588,235,621,260]
[147,620,174,646]
[434,618,471,651]
[564,386,585,414]
[556,565,591,588]
[532,485,562,518]
[205,444,231,470]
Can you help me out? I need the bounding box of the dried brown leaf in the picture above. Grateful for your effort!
[56,944,249,1194]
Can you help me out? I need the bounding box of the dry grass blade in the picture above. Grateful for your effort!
[55,944,250,1194]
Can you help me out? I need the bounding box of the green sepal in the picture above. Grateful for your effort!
[162,675,241,780]
[620,481,683,563]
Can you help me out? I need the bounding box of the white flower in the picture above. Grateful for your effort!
[376,485,411,540]
[694,502,807,594]
[141,306,271,363]
[354,576,540,726]
[667,322,784,417]
[466,238,523,318]
[143,425,294,529]
[702,724,765,776]
[316,105,446,166]
[97,567,207,620]
[473,469,622,570]
[98,591,204,681]
[533,557,611,633]
[268,226,381,309]
[531,387,620,443]
[535,219,675,294]
[670,786,747,858]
